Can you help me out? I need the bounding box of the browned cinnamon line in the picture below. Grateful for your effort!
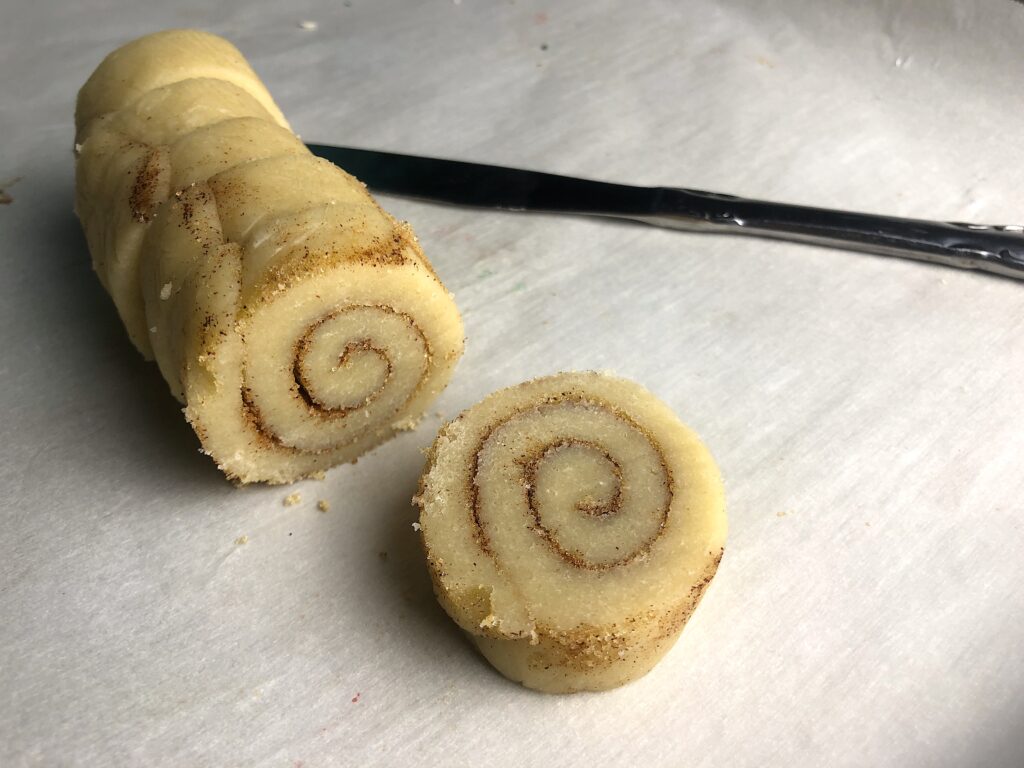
[241,385,288,449]
[522,439,624,518]
[468,395,674,571]
[521,435,668,571]
[129,147,167,223]
[290,304,427,418]
[293,337,393,414]
[520,437,667,571]
[526,548,725,671]
[240,303,431,454]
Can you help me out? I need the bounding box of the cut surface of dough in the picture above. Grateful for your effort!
[75,30,464,483]
[416,372,727,693]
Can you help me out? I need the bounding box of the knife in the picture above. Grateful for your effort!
[306,143,1024,281]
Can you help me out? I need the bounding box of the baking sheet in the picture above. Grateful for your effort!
[2,0,1023,765]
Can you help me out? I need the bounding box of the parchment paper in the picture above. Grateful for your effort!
[2,1,1023,765]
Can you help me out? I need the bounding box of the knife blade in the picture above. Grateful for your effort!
[306,142,1024,281]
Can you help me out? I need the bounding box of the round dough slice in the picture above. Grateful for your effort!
[74,31,464,483]
[416,372,727,693]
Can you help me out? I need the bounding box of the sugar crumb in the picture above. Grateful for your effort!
[298,20,318,30]
[392,414,422,431]
[411,521,422,532]
[160,282,172,300]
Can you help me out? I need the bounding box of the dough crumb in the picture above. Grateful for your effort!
[392,414,422,431]
[378,551,388,562]
[317,499,330,513]
[235,535,249,545]
[283,492,302,507]
[308,470,327,481]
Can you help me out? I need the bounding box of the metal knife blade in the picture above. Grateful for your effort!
[306,142,1024,281]
[306,142,654,215]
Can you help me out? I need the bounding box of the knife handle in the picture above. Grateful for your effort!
[631,187,1024,280]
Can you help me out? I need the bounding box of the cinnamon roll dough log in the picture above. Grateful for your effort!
[74,31,464,483]
[416,373,726,693]
[75,28,288,132]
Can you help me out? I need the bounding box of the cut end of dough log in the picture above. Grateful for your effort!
[74,30,464,483]
[416,372,727,693]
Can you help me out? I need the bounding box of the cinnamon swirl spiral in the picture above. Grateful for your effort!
[74,31,463,483]
[417,372,726,693]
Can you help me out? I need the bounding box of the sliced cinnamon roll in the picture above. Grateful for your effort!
[74,30,463,483]
[416,372,726,693]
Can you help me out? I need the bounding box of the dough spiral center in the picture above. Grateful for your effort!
[292,305,425,417]
[473,398,672,571]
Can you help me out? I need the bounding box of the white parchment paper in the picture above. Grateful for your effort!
[2,1,1023,765]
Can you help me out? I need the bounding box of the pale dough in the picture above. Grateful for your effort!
[74,30,464,483]
[416,372,727,693]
